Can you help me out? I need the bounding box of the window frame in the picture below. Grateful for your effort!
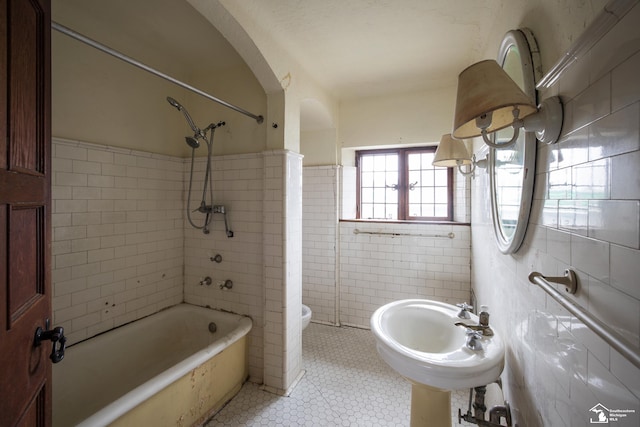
[355,147,453,221]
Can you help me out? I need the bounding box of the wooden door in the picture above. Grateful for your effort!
[0,0,53,425]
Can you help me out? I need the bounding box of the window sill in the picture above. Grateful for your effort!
[339,219,470,226]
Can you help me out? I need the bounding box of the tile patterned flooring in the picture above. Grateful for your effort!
[206,323,474,426]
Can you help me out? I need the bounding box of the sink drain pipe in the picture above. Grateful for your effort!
[458,381,512,426]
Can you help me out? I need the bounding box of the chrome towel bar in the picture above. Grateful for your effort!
[353,229,455,239]
[528,270,640,369]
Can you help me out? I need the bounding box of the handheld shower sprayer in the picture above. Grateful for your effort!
[167,96,203,139]
[167,95,233,237]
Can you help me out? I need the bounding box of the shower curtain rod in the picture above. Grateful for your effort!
[52,22,264,124]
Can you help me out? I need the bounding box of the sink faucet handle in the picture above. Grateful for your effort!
[465,330,484,351]
[465,329,483,338]
[456,302,473,319]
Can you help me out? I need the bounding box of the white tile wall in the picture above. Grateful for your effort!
[302,166,471,328]
[472,5,640,426]
[339,221,471,328]
[182,152,265,383]
[52,139,183,344]
[260,150,303,393]
[303,166,338,325]
[283,151,303,390]
[53,143,298,388]
[303,165,472,329]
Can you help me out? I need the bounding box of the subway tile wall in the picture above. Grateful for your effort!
[472,6,640,426]
[339,221,471,328]
[51,139,184,345]
[303,165,472,328]
[182,153,265,383]
[283,151,303,391]
[302,166,338,325]
[52,143,294,387]
[258,150,303,392]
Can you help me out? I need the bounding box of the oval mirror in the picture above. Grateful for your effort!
[489,29,540,254]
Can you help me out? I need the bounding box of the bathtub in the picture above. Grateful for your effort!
[53,304,252,427]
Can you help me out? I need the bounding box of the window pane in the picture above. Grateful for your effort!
[423,204,435,217]
[374,187,385,203]
[435,204,448,217]
[386,154,398,171]
[386,188,398,204]
[408,187,420,205]
[422,170,434,186]
[409,170,420,186]
[357,148,451,221]
[362,188,373,203]
[408,153,421,170]
[373,171,387,187]
[386,171,398,187]
[361,156,374,172]
[362,171,374,187]
[373,204,386,219]
[422,187,434,203]
[386,204,398,220]
[434,169,448,186]
[362,204,373,219]
[422,152,435,166]
[435,187,448,203]
[373,155,386,170]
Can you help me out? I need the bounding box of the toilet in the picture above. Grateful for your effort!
[302,304,312,330]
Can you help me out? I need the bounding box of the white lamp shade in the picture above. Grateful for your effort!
[452,60,537,139]
[432,134,472,167]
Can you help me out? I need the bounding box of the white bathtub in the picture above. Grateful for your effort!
[53,303,252,427]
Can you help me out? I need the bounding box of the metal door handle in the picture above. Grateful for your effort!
[34,325,66,363]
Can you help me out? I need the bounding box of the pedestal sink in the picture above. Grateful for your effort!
[371,299,504,426]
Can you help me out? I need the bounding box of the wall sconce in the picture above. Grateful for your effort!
[432,134,486,176]
[452,60,563,148]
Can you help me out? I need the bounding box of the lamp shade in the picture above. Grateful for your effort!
[432,134,472,167]
[452,60,537,139]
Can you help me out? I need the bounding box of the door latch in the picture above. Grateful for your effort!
[34,320,66,363]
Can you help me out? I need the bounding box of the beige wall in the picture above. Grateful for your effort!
[52,0,267,158]
[300,129,338,166]
[338,84,457,153]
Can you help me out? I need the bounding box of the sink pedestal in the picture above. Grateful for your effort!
[410,383,451,427]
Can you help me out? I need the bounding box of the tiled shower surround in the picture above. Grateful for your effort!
[472,6,640,426]
[51,141,302,385]
[51,139,184,345]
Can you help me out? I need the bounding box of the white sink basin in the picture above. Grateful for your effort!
[370,299,504,390]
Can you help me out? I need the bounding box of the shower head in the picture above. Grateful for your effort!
[166,96,182,111]
[167,96,200,135]
[185,136,200,149]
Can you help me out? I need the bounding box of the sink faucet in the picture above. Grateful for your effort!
[454,305,494,337]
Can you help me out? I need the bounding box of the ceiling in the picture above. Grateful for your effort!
[225,0,501,100]
[55,0,502,101]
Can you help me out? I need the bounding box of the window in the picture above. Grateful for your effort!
[356,147,453,221]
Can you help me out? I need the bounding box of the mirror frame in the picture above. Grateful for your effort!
[489,29,540,254]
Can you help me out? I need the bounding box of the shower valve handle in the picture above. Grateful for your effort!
[34,325,67,363]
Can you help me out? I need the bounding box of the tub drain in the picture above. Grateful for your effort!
[208,322,217,333]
